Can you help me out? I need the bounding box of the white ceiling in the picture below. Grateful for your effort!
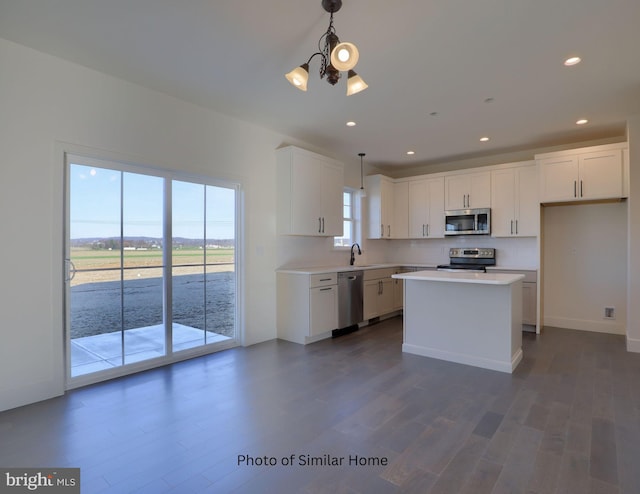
[1,0,639,168]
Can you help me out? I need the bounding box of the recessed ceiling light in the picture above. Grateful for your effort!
[406,151,415,155]
[564,56,581,66]
[576,119,588,125]
[429,112,439,117]
[480,137,490,142]
[346,121,356,127]
[484,97,494,103]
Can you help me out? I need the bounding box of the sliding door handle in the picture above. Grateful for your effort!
[65,259,76,282]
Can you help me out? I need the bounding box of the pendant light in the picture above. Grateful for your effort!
[359,152,366,197]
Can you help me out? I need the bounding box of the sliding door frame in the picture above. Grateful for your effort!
[63,150,243,390]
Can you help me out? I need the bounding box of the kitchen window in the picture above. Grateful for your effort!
[334,188,356,247]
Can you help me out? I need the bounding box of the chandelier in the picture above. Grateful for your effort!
[285,0,368,96]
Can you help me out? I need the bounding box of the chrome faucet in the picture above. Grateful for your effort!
[350,243,361,266]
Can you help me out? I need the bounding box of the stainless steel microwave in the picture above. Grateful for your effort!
[444,208,491,235]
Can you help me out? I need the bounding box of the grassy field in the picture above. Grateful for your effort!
[70,247,235,285]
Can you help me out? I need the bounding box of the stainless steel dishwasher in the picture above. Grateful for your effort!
[337,271,363,329]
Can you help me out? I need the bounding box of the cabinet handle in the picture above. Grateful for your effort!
[427,224,430,236]
[580,180,583,197]
[319,287,332,291]
[322,217,325,233]
[511,220,514,235]
[319,278,332,282]
[422,224,425,237]
[381,224,384,237]
[318,217,322,233]
[388,225,391,237]
[515,220,518,235]
[574,181,577,198]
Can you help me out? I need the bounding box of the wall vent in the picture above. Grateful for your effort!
[604,307,615,320]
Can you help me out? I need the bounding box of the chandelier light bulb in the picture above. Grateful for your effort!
[285,64,310,91]
[331,42,359,71]
[346,70,368,96]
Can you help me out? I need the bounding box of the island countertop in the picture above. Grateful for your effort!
[392,270,524,285]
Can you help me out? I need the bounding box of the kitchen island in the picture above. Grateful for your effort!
[391,270,525,373]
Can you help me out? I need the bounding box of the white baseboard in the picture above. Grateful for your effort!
[627,337,640,353]
[402,343,521,374]
[543,316,625,335]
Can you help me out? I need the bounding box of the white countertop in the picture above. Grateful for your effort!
[277,264,536,275]
[276,263,438,275]
[392,270,525,285]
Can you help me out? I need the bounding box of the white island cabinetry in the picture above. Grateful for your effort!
[393,271,524,373]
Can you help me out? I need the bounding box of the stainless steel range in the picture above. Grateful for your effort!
[437,248,495,273]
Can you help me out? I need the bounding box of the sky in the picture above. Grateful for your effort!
[69,163,236,240]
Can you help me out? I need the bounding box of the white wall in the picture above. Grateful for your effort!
[0,37,365,411]
[627,115,640,351]
[542,202,628,334]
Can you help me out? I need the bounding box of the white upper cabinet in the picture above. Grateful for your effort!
[444,171,491,210]
[277,146,343,236]
[392,181,409,239]
[491,163,538,237]
[537,143,626,204]
[366,175,398,238]
[408,177,445,238]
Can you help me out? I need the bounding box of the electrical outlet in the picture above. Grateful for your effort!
[604,307,615,320]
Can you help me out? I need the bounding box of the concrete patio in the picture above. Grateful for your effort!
[71,323,232,376]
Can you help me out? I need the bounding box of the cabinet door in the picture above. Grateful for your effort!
[408,179,428,238]
[366,175,395,239]
[321,162,344,236]
[309,285,338,335]
[515,166,539,237]
[444,175,469,210]
[538,156,579,203]
[491,169,516,237]
[290,154,324,235]
[579,149,623,200]
[378,278,394,315]
[381,178,394,238]
[392,181,409,238]
[363,279,380,320]
[393,270,406,310]
[426,177,445,238]
[468,172,491,208]
[522,282,537,326]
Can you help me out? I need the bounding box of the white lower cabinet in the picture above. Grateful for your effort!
[277,272,338,344]
[310,284,338,336]
[491,269,537,328]
[363,268,395,320]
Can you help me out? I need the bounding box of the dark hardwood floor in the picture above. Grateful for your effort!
[1,317,640,493]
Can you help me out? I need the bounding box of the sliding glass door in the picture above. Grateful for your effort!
[65,154,239,385]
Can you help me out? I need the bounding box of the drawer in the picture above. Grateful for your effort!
[364,268,396,281]
[310,272,337,288]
